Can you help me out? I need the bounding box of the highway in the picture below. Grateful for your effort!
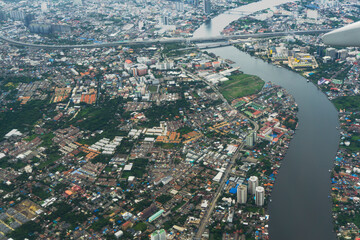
[0,29,330,49]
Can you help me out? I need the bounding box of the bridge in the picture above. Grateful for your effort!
[0,29,331,49]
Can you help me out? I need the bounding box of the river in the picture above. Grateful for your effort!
[193,2,340,240]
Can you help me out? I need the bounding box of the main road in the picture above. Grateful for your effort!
[195,142,244,239]
[0,29,330,49]
[181,67,259,239]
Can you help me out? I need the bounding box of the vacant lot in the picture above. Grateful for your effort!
[333,95,360,111]
[219,74,264,101]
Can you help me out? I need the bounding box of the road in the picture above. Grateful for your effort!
[195,142,244,239]
[182,68,259,239]
[0,29,330,49]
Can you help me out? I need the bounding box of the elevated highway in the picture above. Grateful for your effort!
[0,29,330,49]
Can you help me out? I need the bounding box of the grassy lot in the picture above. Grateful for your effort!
[121,158,149,178]
[148,85,158,93]
[343,134,360,152]
[219,74,264,101]
[333,95,360,111]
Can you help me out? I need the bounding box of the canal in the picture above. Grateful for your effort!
[193,2,340,240]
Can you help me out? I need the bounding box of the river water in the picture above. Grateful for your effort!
[193,2,340,240]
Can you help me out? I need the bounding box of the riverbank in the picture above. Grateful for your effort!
[207,80,299,240]
[205,43,339,240]
[233,39,357,239]
[328,97,360,240]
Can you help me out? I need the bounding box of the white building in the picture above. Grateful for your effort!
[248,176,258,195]
[255,186,265,206]
[237,184,247,204]
[151,229,166,240]
[115,230,123,238]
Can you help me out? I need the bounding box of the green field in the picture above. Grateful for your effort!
[219,74,264,101]
[333,95,360,111]
[148,85,158,93]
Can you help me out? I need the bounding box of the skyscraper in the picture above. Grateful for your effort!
[245,131,257,147]
[237,184,247,204]
[162,16,169,25]
[176,0,184,12]
[248,176,258,195]
[41,2,48,12]
[151,229,166,240]
[203,0,211,15]
[255,186,265,206]
[325,47,337,60]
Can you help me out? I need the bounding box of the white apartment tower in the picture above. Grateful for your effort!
[237,184,247,204]
[248,176,259,195]
[255,186,265,206]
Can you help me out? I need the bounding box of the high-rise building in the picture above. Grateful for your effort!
[0,11,7,21]
[151,229,166,240]
[255,186,265,206]
[245,131,257,147]
[204,0,211,15]
[162,16,169,25]
[41,2,48,12]
[175,0,184,11]
[337,49,348,60]
[248,176,258,195]
[9,11,25,21]
[139,21,144,30]
[325,47,337,60]
[24,14,35,27]
[237,184,247,204]
[316,44,325,57]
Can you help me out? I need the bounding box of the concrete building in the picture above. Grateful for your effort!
[0,11,7,21]
[248,176,258,195]
[149,209,164,223]
[175,0,184,11]
[255,186,265,206]
[9,11,25,21]
[162,16,169,25]
[237,184,247,204]
[245,131,257,147]
[204,0,211,15]
[115,230,123,238]
[337,49,348,60]
[151,229,166,240]
[325,47,337,60]
[306,9,318,19]
[41,2,48,12]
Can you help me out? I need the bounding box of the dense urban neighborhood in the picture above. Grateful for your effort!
[1,0,360,239]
